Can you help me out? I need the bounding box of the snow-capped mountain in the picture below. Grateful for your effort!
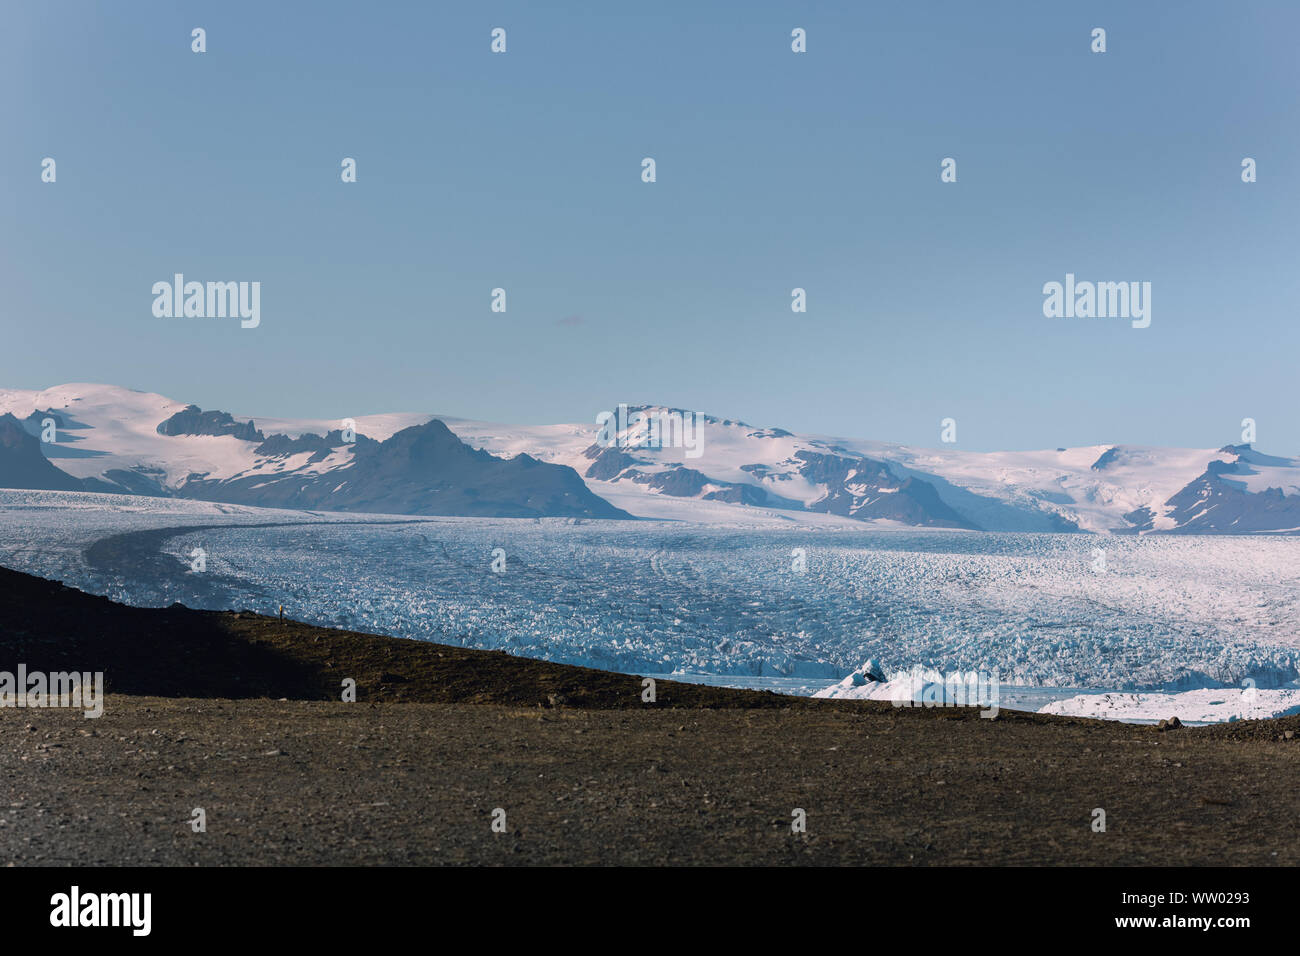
[0,384,627,520]
[2,384,1298,533]
[445,405,1300,535]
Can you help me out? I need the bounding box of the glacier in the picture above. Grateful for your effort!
[1,490,1297,718]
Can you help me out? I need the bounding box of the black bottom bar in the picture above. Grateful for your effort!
[0,866,1278,942]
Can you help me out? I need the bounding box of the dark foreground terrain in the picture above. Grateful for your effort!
[0,566,1296,865]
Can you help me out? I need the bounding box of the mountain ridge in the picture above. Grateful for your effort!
[0,385,628,521]
[2,384,1297,533]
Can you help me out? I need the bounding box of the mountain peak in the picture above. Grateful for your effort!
[0,413,84,491]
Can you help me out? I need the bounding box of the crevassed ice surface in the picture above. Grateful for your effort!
[2,491,1298,691]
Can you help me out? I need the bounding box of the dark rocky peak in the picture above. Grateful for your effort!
[157,405,264,442]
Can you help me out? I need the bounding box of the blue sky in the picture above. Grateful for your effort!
[3,1,1298,451]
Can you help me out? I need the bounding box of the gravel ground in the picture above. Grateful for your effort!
[2,696,1296,866]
